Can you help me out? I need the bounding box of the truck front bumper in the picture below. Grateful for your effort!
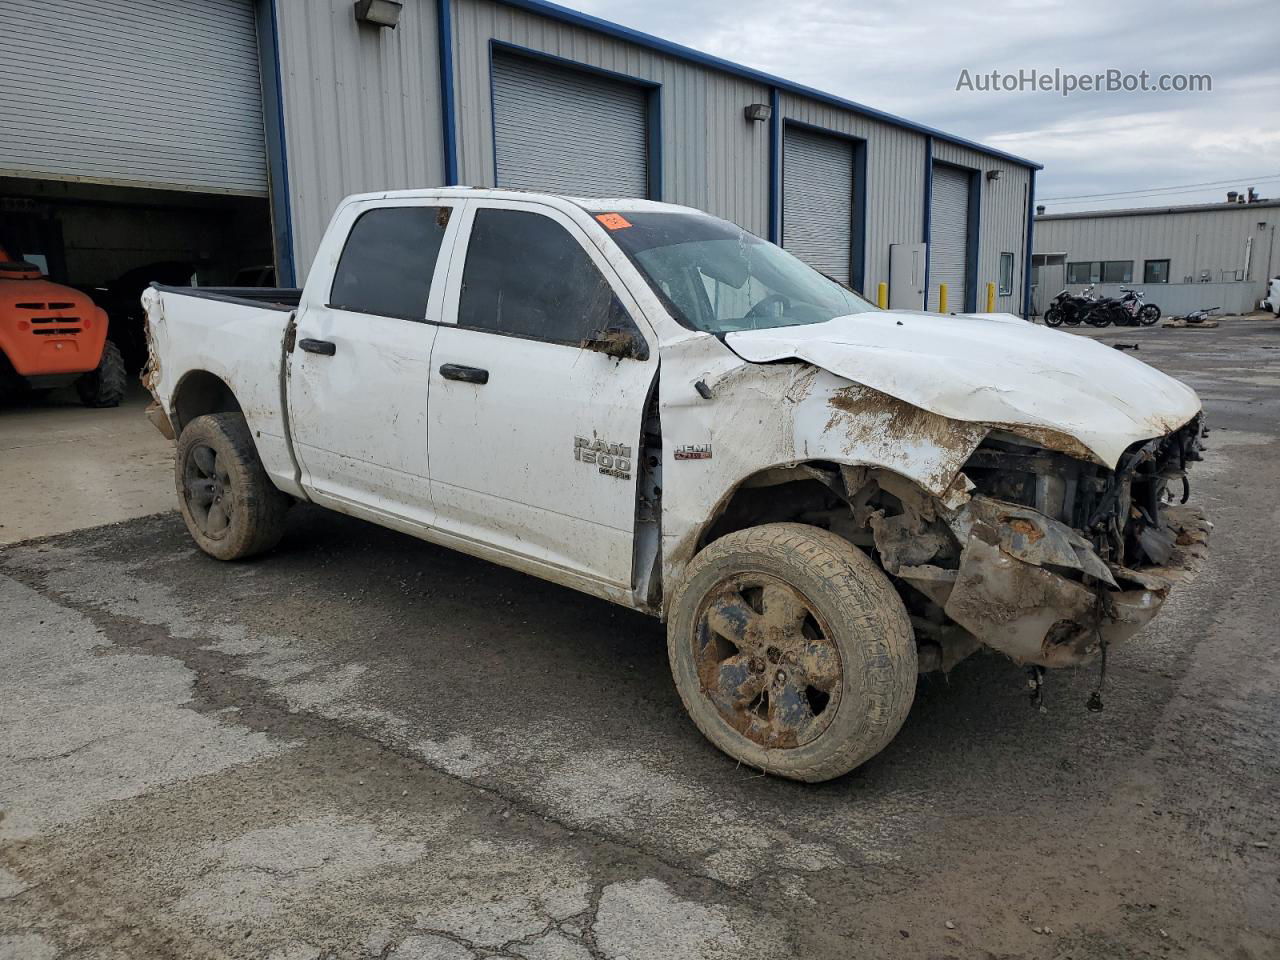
[938,505,1210,668]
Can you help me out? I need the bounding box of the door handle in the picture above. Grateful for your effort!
[298,338,336,356]
[439,363,489,384]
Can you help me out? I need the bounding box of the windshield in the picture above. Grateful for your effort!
[590,210,877,333]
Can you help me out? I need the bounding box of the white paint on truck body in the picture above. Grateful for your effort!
[142,187,1203,621]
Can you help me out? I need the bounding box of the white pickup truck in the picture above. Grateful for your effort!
[142,188,1209,781]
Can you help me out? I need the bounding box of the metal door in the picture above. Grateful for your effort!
[930,164,972,312]
[783,128,855,285]
[0,0,267,195]
[889,242,927,309]
[492,52,649,198]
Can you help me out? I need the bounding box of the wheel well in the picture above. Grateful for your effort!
[698,463,863,554]
[170,370,242,436]
[696,462,943,556]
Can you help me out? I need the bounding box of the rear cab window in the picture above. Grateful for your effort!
[329,206,452,320]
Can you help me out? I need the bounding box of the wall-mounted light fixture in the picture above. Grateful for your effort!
[743,103,772,123]
[986,169,1002,182]
[354,0,402,28]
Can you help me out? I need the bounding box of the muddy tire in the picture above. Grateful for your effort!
[667,523,917,782]
[175,412,290,560]
[76,340,127,407]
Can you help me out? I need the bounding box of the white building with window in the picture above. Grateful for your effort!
[1032,197,1280,316]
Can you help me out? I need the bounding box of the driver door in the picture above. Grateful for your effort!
[426,200,657,590]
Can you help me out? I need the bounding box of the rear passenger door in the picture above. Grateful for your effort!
[289,200,462,524]
[427,201,656,590]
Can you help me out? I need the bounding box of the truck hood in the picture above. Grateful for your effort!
[724,310,1201,468]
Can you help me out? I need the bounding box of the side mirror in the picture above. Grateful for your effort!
[583,325,649,361]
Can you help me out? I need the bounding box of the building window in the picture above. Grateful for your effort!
[1144,259,1170,284]
[1066,261,1098,284]
[1102,260,1133,284]
[998,252,1014,295]
[1066,260,1133,284]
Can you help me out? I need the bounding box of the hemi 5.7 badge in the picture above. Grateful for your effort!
[674,444,712,461]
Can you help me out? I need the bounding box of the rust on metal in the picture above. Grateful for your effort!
[694,573,842,750]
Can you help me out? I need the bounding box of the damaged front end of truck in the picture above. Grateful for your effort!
[697,311,1213,683]
[860,417,1210,674]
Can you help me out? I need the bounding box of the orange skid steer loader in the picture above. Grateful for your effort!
[0,248,125,407]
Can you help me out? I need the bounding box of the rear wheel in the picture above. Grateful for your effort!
[175,412,291,560]
[76,340,127,407]
[667,523,917,782]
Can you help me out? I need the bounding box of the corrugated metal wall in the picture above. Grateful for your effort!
[931,140,1032,314]
[0,0,266,196]
[782,127,855,284]
[273,0,446,276]
[448,0,771,235]
[778,93,926,298]
[491,51,650,197]
[269,0,1034,293]
[1034,204,1280,298]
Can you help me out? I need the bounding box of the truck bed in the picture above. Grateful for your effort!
[150,284,302,311]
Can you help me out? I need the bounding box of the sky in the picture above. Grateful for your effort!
[571,0,1280,213]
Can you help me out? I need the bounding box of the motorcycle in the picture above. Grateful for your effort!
[1078,284,1124,327]
[1118,287,1162,326]
[1044,287,1091,327]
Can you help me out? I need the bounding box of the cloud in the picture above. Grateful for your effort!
[571,0,1280,210]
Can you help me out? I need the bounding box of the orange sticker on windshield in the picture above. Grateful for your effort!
[594,213,633,230]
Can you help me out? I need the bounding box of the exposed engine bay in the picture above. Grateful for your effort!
[863,415,1210,675]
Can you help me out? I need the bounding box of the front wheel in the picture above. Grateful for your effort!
[76,340,127,407]
[1044,306,1064,327]
[1086,308,1112,327]
[667,523,917,782]
[1139,304,1161,325]
[175,412,291,560]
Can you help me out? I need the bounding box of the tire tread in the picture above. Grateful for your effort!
[668,523,916,782]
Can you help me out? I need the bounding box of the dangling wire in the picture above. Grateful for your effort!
[1028,666,1047,713]
[1087,635,1108,712]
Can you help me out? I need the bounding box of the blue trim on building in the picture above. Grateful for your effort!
[767,87,781,244]
[779,118,869,294]
[490,0,1041,171]
[965,167,981,313]
[256,0,296,286]
[1022,169,1036,318]
[921,136,932,310]
[851,140,868,295]
[646,88,663,200]
[487,40,663,199]
[437,0,459,185]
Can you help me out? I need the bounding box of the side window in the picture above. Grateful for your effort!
[458,209,636,345]
[998,252,1014,295]
[329,206,450,319]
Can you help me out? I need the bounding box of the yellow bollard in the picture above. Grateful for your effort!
[986,282,996,312]
[876,282,888,309]
[938,283,948,313]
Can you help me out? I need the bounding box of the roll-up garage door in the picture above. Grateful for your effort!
[929,164,972,311]
[0,0,267,195]
[782,128,854,285]
[492,52,649,199]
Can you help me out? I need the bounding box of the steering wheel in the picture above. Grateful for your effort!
[744,293,792,320]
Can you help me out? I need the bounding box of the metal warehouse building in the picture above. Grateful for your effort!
[2,0,1039,334]
[1033,197,1280,317]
